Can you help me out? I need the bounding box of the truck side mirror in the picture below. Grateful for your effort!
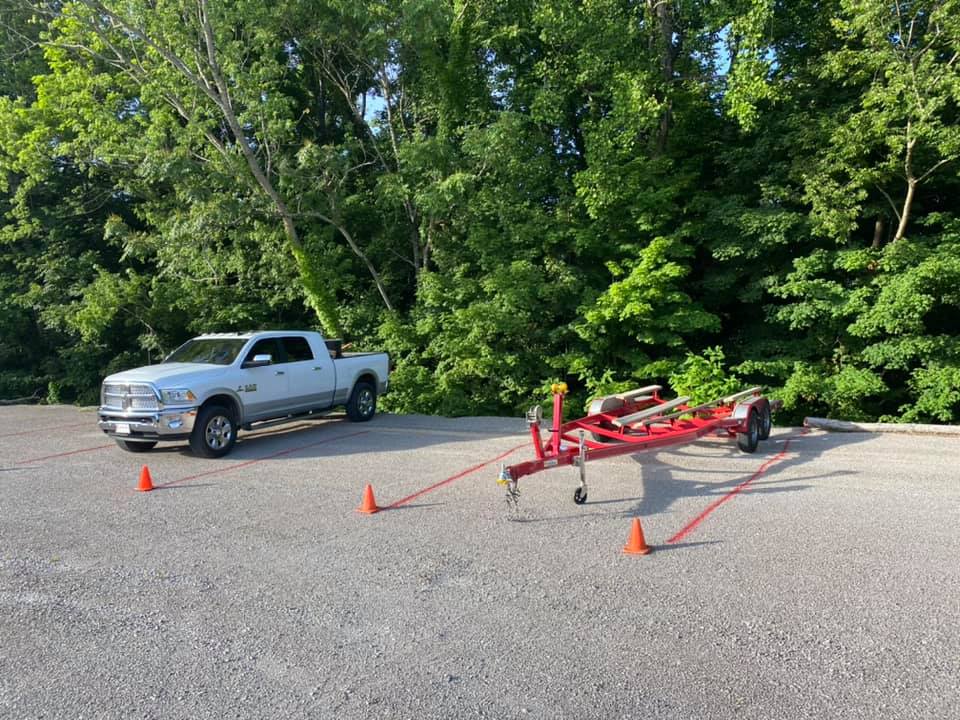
[242,353,272,369]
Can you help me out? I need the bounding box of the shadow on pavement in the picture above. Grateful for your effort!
[504,429,872,527]
[622,429,871,522]
[143,414,528,462]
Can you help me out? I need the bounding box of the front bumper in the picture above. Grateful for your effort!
[98,406,198,441]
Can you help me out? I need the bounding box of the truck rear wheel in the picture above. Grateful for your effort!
[189,404,237,458]
[115,439,157,453]
[346,381,377,422]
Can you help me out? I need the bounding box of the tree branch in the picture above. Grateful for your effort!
[875,185,902,223]
[916,156,956,185]
[295,207,394,311]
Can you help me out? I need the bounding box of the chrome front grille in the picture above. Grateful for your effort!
[101,383,159,411]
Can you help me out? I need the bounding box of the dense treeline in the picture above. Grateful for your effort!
[1,0,958,422]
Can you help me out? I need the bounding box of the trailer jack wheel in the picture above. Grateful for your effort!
[573,487,588,505]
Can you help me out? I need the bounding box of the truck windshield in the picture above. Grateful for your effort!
[164,339,247,365]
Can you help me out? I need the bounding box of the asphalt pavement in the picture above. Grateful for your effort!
[1,405,957,719]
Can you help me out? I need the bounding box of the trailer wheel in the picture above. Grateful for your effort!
[757,400,772,441]
[737,409,760,453]
[573,487,588,505]
[590,430,618,444]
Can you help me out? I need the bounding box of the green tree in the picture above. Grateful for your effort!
[721,0,960,421]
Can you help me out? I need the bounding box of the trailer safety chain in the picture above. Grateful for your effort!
[505,482,521,514]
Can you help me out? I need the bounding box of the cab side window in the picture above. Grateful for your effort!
[244,338,283,364]
[281,336,314,362]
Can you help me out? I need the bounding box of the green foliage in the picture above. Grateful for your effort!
[575,237,721,379]
[668,347,742,405]
[901,364,960,423]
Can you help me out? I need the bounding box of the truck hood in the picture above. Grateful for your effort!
[103,363,227,388]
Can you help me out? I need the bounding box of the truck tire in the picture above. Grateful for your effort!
[115,439,157,453]
[346,381,377,422]
[189,404,237,458]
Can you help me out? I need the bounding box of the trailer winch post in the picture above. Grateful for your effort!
[550,382,567,456]
[526,405,546,460]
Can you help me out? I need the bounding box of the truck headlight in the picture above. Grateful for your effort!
[161,388,196,404]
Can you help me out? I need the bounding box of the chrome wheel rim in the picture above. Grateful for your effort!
[358,388,375,417]
[206,415,233,450]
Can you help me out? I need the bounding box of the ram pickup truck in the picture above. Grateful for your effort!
[98,330,389,457]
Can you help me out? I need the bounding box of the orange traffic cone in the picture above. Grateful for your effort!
[356,484,380,514]
[623,517,652,555]
[138,465,154,492]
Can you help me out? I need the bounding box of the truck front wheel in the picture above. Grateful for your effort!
[346,381,377,422]
[189,404,237,458]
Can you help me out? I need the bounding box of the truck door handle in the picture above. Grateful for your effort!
[275,370,285,376]
[313,366,323,371]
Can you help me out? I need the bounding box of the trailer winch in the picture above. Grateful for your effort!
[498,383,781,507]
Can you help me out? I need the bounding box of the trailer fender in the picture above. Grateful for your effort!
[731,396,766,432]
[588,395,626,415]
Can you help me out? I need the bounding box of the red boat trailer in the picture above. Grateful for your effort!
[497,383,782,505]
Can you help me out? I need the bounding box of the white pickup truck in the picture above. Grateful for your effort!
[97,330,389,457]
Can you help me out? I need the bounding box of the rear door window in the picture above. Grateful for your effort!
[281,336,315,362]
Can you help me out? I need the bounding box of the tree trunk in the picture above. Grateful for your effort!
[892,131,918,243]
[648,0,677,153]
[893,180,916,243]
[871,217,884,249]
[289,243,344,338]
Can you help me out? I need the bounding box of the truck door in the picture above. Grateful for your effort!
[281,335,335,412]
[238,338,290,421]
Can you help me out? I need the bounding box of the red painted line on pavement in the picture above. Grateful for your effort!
[0,422,91,439]
[667,430,809,544]
[155,430,370,489]
[18,444,114,464]
[383,443,527,510]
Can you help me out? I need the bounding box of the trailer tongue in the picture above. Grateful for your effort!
[498,383,781,507]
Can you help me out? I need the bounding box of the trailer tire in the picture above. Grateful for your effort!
[590,431,618,444]
[115,439,157,453]
[346,381,377,422]
[757,400,772,441]
[737,409,760,453]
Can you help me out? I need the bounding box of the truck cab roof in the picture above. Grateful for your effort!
[192,330,321,341]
